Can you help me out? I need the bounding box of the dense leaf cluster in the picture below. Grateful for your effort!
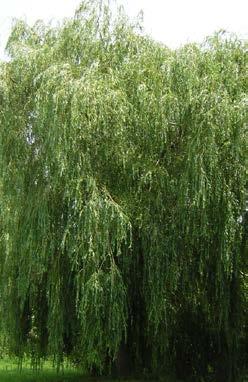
[0,1,247,380]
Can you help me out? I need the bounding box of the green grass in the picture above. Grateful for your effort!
[0,358,85,382]
[0,358,183,382]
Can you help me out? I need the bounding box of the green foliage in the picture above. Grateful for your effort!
[0,1,247,380]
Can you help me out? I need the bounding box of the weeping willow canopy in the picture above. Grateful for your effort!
[0,1,247,380]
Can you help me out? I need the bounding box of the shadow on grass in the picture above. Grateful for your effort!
[0,359,187,382]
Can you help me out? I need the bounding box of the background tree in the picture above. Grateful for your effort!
[0,1,247,380]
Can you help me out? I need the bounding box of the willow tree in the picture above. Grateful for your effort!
[0,1,247,380]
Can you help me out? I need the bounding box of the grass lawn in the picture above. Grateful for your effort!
[0,358,186,382]
[0,358,86,382]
